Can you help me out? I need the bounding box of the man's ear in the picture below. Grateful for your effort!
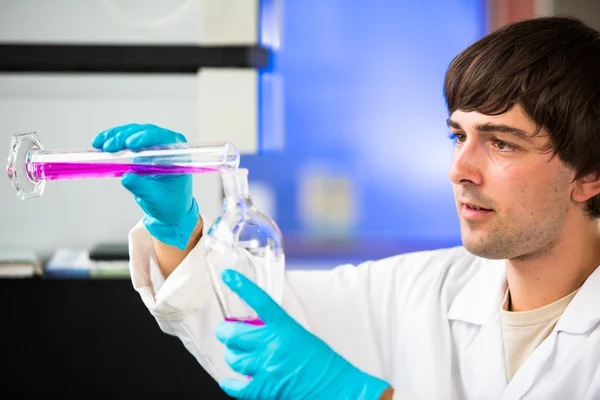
[572,170,600,202]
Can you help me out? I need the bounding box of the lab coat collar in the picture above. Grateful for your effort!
[448,257,600,334]
[447,258,507,325]
[555,264,600,334]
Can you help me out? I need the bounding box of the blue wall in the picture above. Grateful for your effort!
[243,0,486,248]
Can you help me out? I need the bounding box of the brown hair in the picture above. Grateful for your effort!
[444,16,600,218]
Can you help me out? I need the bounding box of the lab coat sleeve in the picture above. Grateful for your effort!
[128,219,442,387]
[392,391,418,400]
[128,220,237,380]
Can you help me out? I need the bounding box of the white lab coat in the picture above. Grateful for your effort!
[128,221,600,400]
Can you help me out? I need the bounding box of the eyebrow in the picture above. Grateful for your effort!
[446,118,534,142]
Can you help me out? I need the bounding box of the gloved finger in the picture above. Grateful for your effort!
[223,347,260,377]
[103,124,151,152]
[121,176,160,217]
[92,123,140,149]
[219,378,252,399]
[124,127,187,150]
[121,174,150,197]
[215,321,264,352]
[221,269,287,324]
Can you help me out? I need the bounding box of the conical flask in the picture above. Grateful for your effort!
[204,168,285,324]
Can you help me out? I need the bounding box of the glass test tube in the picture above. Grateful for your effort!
[6,131,240,200]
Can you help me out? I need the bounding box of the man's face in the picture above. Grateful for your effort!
[448,105,576,260]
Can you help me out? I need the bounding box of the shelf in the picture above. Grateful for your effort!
[0,43,270,73]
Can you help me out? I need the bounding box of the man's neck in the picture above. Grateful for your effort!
[506,217,600,312]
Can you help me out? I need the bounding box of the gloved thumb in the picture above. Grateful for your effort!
[121,173,148,197]
[121,174,157,218]
[221,269,287,324]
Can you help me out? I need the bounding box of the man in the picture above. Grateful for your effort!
[93,16,600,399]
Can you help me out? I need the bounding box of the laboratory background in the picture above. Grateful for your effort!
[1,0,599,398]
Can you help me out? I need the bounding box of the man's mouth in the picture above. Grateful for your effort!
[464,203,493,211]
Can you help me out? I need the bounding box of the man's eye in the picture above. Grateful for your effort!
[448,132,465,144]
[492,139,516,152]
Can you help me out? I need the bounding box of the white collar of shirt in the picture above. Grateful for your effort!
[447,257,600,335]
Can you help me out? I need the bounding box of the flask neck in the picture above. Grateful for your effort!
[221,168,254,210]
[224,195,255,211]
[222,172,250,198]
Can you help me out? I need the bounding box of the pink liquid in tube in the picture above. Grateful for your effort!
[7,133,239,200]
[225,317,265,326]
[27,162,221,181]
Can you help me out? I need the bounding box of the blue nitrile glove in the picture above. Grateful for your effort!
[215,269,391,400]
[92,123,199,250]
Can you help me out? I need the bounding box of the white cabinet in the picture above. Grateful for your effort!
[0,0,260,45]
[0,0,280,154]
[0,0,283,253]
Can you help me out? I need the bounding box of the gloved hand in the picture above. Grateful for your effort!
[215,269,391,400]
[92,123,199,250]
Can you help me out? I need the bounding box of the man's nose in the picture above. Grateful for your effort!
[448,142,483,185]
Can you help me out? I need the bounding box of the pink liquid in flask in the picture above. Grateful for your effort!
[27,162,221,180]
[224,317,263,380]
[225,317,265,326]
